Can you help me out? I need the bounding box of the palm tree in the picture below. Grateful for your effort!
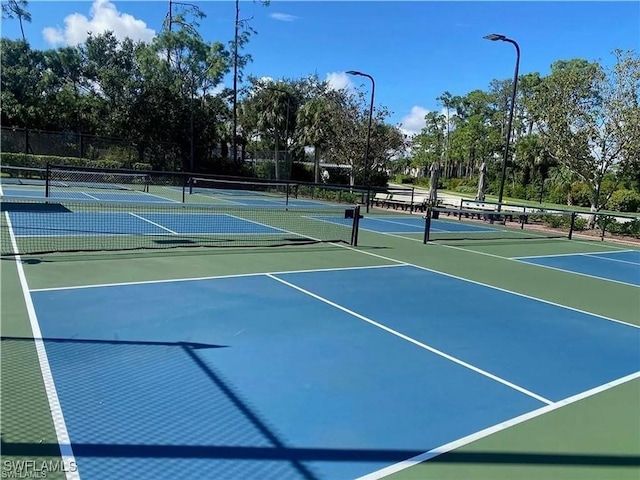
[296,97,339,183]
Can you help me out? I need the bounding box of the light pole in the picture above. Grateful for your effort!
[484,34,520,211]
[346,70,375,188]
[266,86,293,180]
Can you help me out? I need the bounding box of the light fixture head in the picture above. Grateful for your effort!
[484,33,506,41]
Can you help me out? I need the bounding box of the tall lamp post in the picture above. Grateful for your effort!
[346,70,375,189]
[266,86,293,180]
[484,33,520,212]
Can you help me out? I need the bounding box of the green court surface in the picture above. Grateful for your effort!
[1,202,639,479]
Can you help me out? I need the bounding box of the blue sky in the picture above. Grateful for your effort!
[2,1,639,134]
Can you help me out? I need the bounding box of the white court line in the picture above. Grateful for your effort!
[222,213,289,234]
[586,253,640,266]
[192,192,243,204]
[431,241,640,286]
[267,273,553,405]
[3,212,80,480]
[30,264,406,292]
[367,217,425,230]
[140,191,181,203]
[306,216,424,242]
[357,370,640,480]
[328,243,640,329]
[80,191,100,200]
[128,213,178,235]
[512,249,635,260]
[514,259,639,289]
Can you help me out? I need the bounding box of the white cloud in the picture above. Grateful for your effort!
[400,106,429,137]
[270,12,298,22]
[399,106,456,137]
[325,72,354,91]
[42,27,64,45]
[42,0,155,46]
[210,83,225,95]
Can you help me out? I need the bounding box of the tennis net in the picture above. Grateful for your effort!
[0,166,49,187]
[187,177,295,200]
[46,164,150,196]
[1,196,360,255]
[422,206,579,243]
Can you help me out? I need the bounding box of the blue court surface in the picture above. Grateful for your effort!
[188,192,330,208]
[1,187,173,203]
[313,215,496,234]
[516,250,640,287]
[214,197,329,207]
[30,264,639,479]
[8,212,285,236]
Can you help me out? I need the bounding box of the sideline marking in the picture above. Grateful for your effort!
[4,212,80,480]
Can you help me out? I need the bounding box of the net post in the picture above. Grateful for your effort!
[366,186,371,213]
[350,205,361,246]
[568,212,576,240]
[458,197,463,221]
[600,214,607,241]
[410,187,415,213]
[423,207,432,244]
[45,162,50,198]
[286,182,290,206]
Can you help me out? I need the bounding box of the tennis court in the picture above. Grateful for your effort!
[2,191,639,480]
[514,250,640,287]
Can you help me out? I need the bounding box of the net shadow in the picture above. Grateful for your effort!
[3,336,638,478]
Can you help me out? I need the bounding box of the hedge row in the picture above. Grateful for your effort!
[0,152,152,171]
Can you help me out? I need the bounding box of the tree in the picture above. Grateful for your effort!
[2,0,31,42]
[295,95,342,183]
[533,51,640,220]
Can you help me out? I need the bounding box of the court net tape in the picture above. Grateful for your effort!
[1,196,360,255]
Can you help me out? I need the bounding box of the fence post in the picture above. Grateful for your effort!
[423,208,432,244]
[351,205,361,246]
[45,163,50,198]
[568,212,576,240]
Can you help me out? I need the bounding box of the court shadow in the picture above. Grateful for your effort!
[2,336,638,478]
[1,202,72,213]
[1,243,378,263]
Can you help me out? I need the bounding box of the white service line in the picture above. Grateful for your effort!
[4,212,80,480]
[356,370,640,480]
[223,213,288,234]
[30,263,406,292]
[586,253,640,266]
[266,273,553,405]
[512,249,635,260]
[514,259,639,289]
[328,242,640,329]
[128,213,178,235]
[80,191,100,200]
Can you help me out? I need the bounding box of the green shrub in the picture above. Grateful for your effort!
[455,185,477,194]
[0,152,124,169]
[543,214,564,228]
[600,218,640,238]
[607,189,640,213]
[569,182,591,207]
[394,174,414,184]
[572,216,587,231]
[414,176,431,188]
[133,162,153,171]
